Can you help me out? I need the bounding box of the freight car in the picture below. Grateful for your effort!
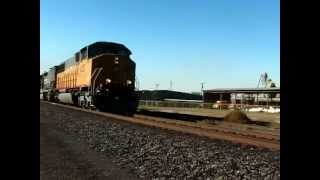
[40,42,138,116]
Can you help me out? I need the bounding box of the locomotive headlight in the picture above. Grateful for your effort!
[127,80,132,85]
[106,78,112,83]
[114,57,119,64]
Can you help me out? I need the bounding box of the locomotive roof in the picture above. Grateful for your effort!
[41,42,133,74]
[84,41,132,55]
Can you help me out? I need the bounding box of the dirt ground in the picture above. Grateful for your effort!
[139,107,280,124]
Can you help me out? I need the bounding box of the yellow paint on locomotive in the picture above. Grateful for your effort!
[56,65,78,89]
[76,58,92,87]
[56,58,93,90]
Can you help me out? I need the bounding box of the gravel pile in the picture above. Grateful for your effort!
[224,110,250,124]
[44,103,280,179]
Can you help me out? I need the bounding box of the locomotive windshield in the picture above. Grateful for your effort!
[87,42,132,58]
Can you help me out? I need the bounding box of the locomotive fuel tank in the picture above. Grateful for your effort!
[57,93,73,104]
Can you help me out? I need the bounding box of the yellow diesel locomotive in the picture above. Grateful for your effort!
[40,42,138,115]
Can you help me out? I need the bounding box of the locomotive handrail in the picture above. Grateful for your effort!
[90,68,99,81]
[93,68,103,92]
[90,67,103,97]
[89,68,100,94]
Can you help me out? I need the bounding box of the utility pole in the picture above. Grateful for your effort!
[170,80,173,91]
[201,82,205,95]
[201,82,205,104]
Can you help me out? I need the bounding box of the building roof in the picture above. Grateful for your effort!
[203,87,280,93]
[163,99,203,103]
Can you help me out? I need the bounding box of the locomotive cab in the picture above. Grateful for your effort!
[88,42,138,115]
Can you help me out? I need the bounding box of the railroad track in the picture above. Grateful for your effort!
[135,114,280,140]
[42,101,280,151]
[134,114,279,150]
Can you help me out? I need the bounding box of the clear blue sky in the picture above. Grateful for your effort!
[41,0,279,92]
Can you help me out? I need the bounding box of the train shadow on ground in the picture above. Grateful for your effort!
[136,109,224,123]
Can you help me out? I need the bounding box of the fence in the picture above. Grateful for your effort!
[139,100,213,109]
[139,100,280,111]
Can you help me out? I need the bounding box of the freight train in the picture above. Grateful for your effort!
[40,42,139,116]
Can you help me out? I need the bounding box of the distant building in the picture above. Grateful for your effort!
[203,87,280,106]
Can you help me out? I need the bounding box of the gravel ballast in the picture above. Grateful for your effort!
[41,102,280,179]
